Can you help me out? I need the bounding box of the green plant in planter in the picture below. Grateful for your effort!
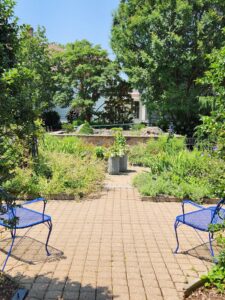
[112,128,128,171]
[202,222,225,293]
[105,144,120,158]
[112,128,128,157]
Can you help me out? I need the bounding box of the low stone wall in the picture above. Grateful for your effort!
[52,134,157,146]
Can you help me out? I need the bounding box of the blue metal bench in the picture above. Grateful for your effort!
[174,199,225,257]
[0,195,52,271]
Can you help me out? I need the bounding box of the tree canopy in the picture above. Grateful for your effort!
[53,40,133,123]
[196,46,225,159]
[1,26,56,156]
[53,40,110,121]
[111,0,225,135]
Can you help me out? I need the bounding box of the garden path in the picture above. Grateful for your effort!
[1,166,213,300]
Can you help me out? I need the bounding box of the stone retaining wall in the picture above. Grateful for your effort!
[52,134,157,146]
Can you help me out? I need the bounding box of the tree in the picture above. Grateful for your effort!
[196,46,225,159]
[0,0,20,209]
[98,62,134,124]
[0,0,18,128]
[53,40,110,121]
[0,0,19,184]
[1,26,56,157]
[111,0,225,136]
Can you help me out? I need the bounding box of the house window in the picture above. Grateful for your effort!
[134,102,140,119]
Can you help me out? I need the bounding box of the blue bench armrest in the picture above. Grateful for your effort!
[21,197,46,206]
[21,198,47,216]
[182,199,204,216]
[182,199,204,209]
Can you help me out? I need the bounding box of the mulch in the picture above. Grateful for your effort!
[0,273,18,300]
[187,286,225,300]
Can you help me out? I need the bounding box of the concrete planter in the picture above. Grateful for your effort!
[108,156,120,175]
[119,155,128,172]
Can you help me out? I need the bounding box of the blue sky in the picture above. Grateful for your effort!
[15,0,120,55]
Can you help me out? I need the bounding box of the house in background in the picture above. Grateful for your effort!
[54,106,70,123]
[49,43,148,125]
[131,90,148,124]
[55,90,148,124]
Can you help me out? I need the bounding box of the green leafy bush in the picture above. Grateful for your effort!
[131,137,225,201]
[42,110,61,130]
[131,123,146,131]
[109,128,128,157]
[3,135,105,199]
[78,121,94,135]
[62,122,75,132]
[202,231,225,293]
[43,135,94,156]
[95,146,105,159]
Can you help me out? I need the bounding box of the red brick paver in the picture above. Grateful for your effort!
[1,167,212,299]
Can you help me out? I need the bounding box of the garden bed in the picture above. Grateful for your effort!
[2,135,105,200]
[52,133,154,146]
[141,195,219,203]
[130,136,225,202]
[187,286,225,300]
[0,273,18,300]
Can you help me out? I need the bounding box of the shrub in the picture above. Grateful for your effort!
[42,110,61,130]
[131,123,146,131]
[42,135,94,157]
[131,136,225,201]
[62,122,75,132]
[78,122,94,135]
[3,135,105,199]
[95,146,105,159]
[202,230,225,293]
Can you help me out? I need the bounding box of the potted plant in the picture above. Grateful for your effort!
[113,129,128,172]
[107,144,120,175]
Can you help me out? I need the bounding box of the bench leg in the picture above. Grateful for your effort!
[209,232,214,257]
[45,220,52,256]
[2,228,16,272]
[174,220,180,254]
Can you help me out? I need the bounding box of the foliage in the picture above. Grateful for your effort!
[77,122,94,135]
[2,135,105,198]
[0,0,18,75]
[62,122,76,133]
[196,46,225,159]
[42,110,61,130]
[95,146,105,159]
[0,134,24,184]
[131,137,225,201]
[107,128,128,157]
[53,40,110,121]
[0,0,20,188]
[1,25,56,175]
[66,107,83,124]
[131,123,146,131]
[53,40,133,122]
[202,230,225,293]
[129,136,185,164]
[111,0,225,136]
[97,62,134,124]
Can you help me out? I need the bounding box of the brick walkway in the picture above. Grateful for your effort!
[2,166,213,300]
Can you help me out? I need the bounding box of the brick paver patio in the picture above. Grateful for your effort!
[1,166,213,300]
